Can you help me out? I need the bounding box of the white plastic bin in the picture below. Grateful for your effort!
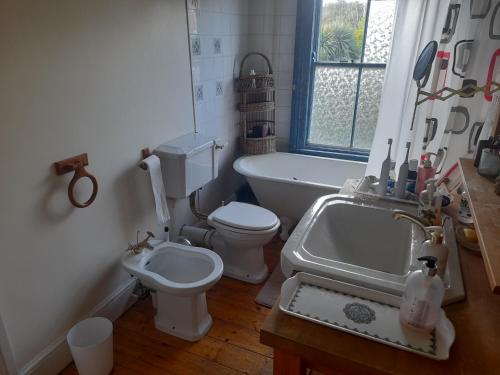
[67,317,113,375]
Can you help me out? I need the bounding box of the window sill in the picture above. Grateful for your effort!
[290,146,369,163]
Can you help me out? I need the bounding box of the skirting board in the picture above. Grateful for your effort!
[17,277,138,375]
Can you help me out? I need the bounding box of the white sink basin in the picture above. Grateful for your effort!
[281,194,464,304]
[303,202,415,276]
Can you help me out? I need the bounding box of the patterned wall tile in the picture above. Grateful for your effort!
[187,0,199,10]
[216,81,223,96]
[214,38,222,55]
[195,84,204,102]
[191,36,201,56]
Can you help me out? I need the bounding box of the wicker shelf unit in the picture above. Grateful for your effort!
[237,52,276,154]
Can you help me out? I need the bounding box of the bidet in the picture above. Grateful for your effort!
[122,241,223,341]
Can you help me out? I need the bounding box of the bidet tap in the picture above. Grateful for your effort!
[127,231,155,254]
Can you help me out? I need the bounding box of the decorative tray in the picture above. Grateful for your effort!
[279,272,455,360]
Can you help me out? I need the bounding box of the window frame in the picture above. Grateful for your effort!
[290,0,387,162]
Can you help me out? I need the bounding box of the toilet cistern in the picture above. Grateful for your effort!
[154,132,279,284]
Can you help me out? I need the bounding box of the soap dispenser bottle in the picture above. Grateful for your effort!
[399,256,444,332]
[420,226,448,280]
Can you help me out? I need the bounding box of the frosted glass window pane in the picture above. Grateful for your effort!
[364,0,396,63]
[352,68,385,149]
[318,0,367,62]
[309,67,358,148]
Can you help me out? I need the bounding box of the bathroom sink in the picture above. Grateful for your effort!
[281,194,464,304]
[303,201,414,276]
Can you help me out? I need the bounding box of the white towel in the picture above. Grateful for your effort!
[143,155,170,225]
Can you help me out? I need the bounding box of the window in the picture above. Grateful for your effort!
[290,0,396,161]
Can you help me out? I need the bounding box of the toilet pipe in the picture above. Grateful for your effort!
[179,225,214,248]
[174,236,193,247]
[189,191,208,220]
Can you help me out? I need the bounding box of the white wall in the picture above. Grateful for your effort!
[0,0,199,372]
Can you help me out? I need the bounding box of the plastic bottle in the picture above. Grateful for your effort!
[387,161,396,195]
[250,69,257,89]
[399,256,445,332]
[420,226,448,280]
[418,178,442,226]
[416,154,436,194]
[379,139,392,196]
[406,159,418,194]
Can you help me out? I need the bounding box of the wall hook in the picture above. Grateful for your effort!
[54,153,98,208]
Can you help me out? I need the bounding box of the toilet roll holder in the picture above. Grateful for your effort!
[54,153,98,208]
[139,148,152,170]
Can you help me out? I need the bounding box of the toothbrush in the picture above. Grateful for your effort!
[379,138,393,196]
[395,142,411,199]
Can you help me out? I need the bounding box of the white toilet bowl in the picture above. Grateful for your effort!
[121,241,223,341]
[207,202,280,284]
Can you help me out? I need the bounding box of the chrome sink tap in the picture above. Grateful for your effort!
[127,231,155,254]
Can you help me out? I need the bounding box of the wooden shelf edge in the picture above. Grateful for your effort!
[459,158,500,294]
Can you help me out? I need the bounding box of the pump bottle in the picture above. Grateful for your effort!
[399,256,445,332]
[420,226,448,280]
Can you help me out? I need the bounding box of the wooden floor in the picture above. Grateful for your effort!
[61,237,283,375]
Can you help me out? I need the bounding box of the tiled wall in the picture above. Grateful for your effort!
[187,0,248,145]
[186,0,250,211]
[272,0,297,150]
[186,0,297,153]
[247,0,297,150]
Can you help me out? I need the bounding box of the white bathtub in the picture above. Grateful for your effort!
[233,152,367,225]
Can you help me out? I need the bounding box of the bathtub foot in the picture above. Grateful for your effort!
[279,217,296,241]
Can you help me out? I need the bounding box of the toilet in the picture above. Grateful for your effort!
[121,241,223,341]
[207,201,280,283]
[154,133,280,284]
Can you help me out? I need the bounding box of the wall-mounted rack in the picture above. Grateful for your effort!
[416,80,500,106]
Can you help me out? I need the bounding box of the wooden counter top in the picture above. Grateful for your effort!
[459,158,500,293]
[261,245,500,374]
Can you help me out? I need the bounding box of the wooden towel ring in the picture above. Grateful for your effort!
[68,161,98,208]
[54,153,98,208]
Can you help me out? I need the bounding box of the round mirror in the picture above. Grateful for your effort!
[413,41,438,84]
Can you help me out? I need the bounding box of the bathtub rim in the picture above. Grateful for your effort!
[233,152,366,191]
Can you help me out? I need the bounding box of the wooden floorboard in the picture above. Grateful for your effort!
[60,237,283,375]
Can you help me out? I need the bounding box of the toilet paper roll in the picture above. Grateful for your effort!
[142,155,170,225]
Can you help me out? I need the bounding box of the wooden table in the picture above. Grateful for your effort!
[261,211,500,374]
[459,158,500,293]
